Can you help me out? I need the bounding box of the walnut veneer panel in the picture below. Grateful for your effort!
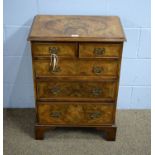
[28,15,126,42]
[32,42,76,57]
[33,59,119,77]
[79,43,122,58]
[37,81,117,101]
[37,102,114,125]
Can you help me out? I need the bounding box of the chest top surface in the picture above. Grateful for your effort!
[28,15,126,42]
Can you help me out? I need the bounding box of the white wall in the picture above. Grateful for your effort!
[3,0,151,108]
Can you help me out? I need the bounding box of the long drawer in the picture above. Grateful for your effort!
[33,59,119,77]
[37,102,115,125]
[37,81,117,101]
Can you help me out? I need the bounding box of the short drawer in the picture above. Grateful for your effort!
[32,42,76,57]
[37,81,117,101]
[37,102,114,125]
[33,59,119,77]
[79,43,122,58]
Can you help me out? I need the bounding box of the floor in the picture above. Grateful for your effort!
[4,109,150,155]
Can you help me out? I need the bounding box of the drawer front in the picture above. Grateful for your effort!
[34,59,118,77]
[37,102,114,125]
[79,43,122,58]
[37,81,117,101]
[32,43,76,57]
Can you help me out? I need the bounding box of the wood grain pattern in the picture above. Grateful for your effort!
[28,15,126,42]
[32,42,76,57]
[28,15,125,140]
[37,102,114,125]
[79,43,122,58]
[37,81,117,101]
[33,59,119,77]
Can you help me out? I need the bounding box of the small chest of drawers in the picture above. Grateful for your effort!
[28,15,126,140]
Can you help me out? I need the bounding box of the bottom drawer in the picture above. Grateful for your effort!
[37,102,115,125]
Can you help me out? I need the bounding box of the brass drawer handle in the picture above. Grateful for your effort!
[92,88,103,96]
[89,111,101,119]
[50,111,61,118]
[92,66,104,74]
[93,48,105,56]
[49,47,59,54]
[50,87,61,95]
[49,47,61,72]
[50,53,58,71]
[49,52,60,72]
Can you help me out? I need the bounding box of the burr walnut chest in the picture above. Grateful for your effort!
[28,15,126,140]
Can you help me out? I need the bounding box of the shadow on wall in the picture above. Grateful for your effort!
[4,19,35,108]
